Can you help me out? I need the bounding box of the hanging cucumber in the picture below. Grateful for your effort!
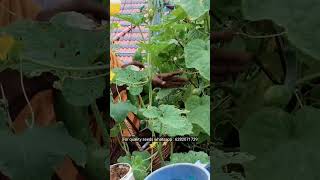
[192,88,202,96]
[128,92,139,107]
[54,92,97,146]
[264,85,292,108]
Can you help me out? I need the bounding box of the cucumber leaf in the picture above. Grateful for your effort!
[0,123,86,180]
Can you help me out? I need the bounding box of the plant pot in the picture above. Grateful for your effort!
[110,163,135,180]
[145,163,210,180]
[195,160,210,174]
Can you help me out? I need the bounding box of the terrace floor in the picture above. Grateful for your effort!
[111,0,148,65]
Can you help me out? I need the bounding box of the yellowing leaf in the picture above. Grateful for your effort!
[110,70,116,81]
[149,142,158,149]
[0,35,15,60]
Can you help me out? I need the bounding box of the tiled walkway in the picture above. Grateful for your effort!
[111,0,149,65]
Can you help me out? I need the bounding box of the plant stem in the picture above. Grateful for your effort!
[138,26,146,42]
[170,141,174,157]
[119,124,130,155]
[296,72,320,85]
[157,142,165,165]
[139,95,146,108]
[0,84,14,132]
[91,102,109,144]
[115,85,122,102]
[19,57,34,128]
[147,1,154,108]
[116,135,129,155]
[150,148,154,172]
[22,56,108,71]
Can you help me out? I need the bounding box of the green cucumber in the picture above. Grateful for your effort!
[264,85,292,108]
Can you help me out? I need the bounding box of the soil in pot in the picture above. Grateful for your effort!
[110,164,130,180]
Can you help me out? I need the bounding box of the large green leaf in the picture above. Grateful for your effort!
[113,67,147,86]
[143,105,193,136]
[185,39,210,80]
[127,86,143,96]
[114,14,144,26]
[110,101,137,123]
[294,107,320,143]
[50,12,97,30]
[240,107,292,155]
[185,95,210,135]
[242,0,320,60]
[0,123,86,180]
[61,77,106,106]
[176,0,210,20]
[240,106,320,180]
[244,141,320,180]
[2,19,106,71]
[0,14,107,106]
[167,151,209,165]
[141,106,162,119]
[155,89,175,100]
[113,67,147,96]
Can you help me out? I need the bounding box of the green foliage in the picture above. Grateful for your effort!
[4,19,106,69]
[0,14,107,106]
[176,0,210,20]
[185,95,210,135]
[167,150,209,165]
[0,13,108,180]
[114,14,145,26]
[155,89,175,100]
[263,85,292,108]
[113,67,147,84]
[192,88,202,96]
[53,92,96,145]
[61,77,106,106]
[185,39,210,80]
[51,12,98,30]
[112,0,210,138]
[133,51,143,61]
[110,101,137,123]
[211,148,255,179]
[242,0,320,60]
[215,0,320,179]
[240,107,320,180]
[0,123,86,180]
[128,86,144,96]
[142,105,193,136]
[113,66,148,96]
[111,0,211,177]
[118,151,150,180]
[141,106,162,119]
